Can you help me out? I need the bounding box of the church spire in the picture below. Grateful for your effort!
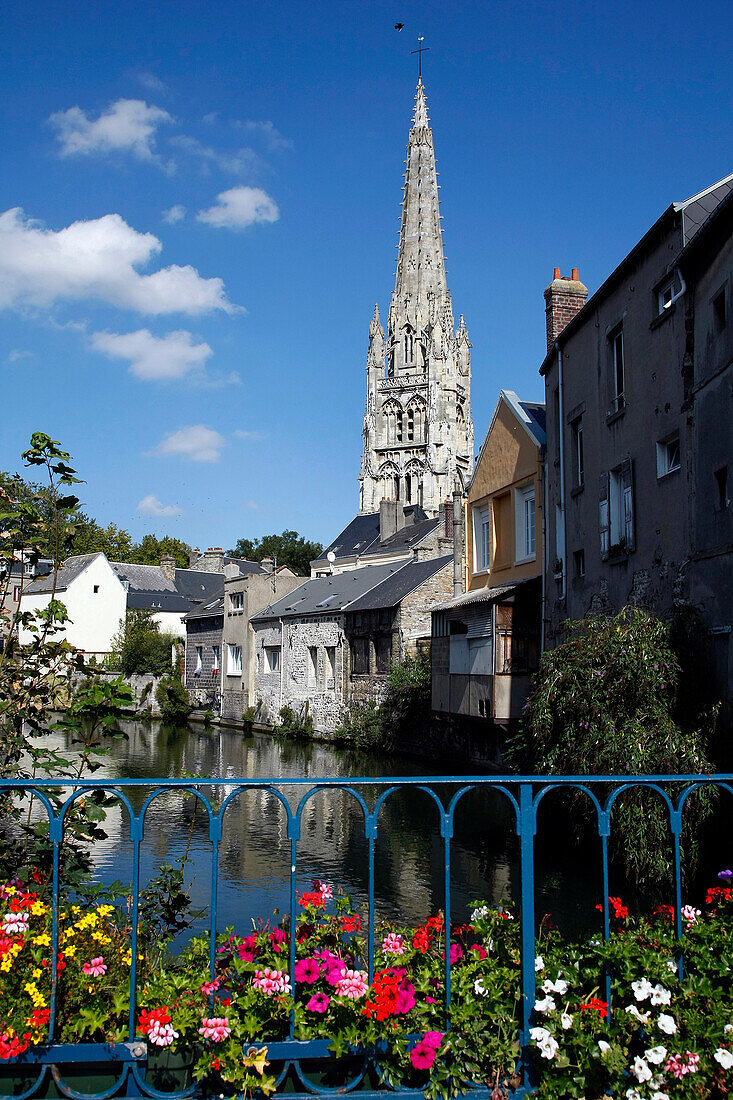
[393,78,447,318]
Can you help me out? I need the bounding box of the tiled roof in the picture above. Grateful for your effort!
[111,562,176,593]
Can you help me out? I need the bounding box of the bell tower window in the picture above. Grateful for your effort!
[407,409,415,441]
[396,410,403,442]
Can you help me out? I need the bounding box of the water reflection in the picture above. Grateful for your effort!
[43,719,519,935]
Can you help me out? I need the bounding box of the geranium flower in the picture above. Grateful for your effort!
[581,998,609,1018]
[1,912,29,935]
[714,1048,733,1070]
[298,891,325,909]
[252,967,291,994]
[200,978,220,996]
[82,957,107,977]
[306,992,330,1013]
[313,880,333,900]
[336,969,369,999]
[412,928,429,953]
[199,1017,231,1043]
[681,905,701,929]
[664,1052,699,1078]
[382,932,405,955]
[340,914,361,933]
[294,957,322,985]
[149,1020,179,1047]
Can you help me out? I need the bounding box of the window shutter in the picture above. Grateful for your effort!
[621,456,635,550]
[599,472,610,559]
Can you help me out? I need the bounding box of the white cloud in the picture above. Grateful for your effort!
[233,428,264,440]
[6,349,33,364]
[49,98,173,160]
[0,208,233,315]
[91,328,213,381]
[136,494,182,517]
[163,204,186,224]
[152,425,225,463]
[137,72,168,94]
[197,187,279,230]
[240,120,292,152]
[169,135,266,177]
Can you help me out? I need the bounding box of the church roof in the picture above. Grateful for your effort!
[315,506,439,563]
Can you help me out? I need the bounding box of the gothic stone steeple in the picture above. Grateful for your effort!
[359,79,474,517]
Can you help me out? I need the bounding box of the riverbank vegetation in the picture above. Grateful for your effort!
[335,652,431,752]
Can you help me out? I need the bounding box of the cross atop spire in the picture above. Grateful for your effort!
[411,35,430,81]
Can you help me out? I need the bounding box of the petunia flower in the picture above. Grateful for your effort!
[657,1014,677,1035]
[306,992,330,1014]
[714,1048,733,1070]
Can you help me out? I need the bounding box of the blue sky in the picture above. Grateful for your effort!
[1,0,730,552]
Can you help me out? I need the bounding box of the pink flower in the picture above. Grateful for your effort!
[335,969,369,999]
[1,912,28,936]
[441,944,463,964]
[200,978,220,996]
[82,956,107,978]
[423,1031,443,1049]
[325,959,348,985]
[252,967,292,995]
[294,957,322,984]
[148,1020,179,1047]
[681,905,701,930]
[395,981,416,1014]
[665,1052,700,1078]
[237,934,258,962]
[198,1017,231,1043]
[382,932,406,955]
[410,1041,437,1070]
[306,992,331,1013]
[426,996,437,1004]
[470,945,487,960]
[314,880,333,900]
[269,928,288,952]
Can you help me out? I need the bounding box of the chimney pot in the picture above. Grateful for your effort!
[572,267,579,281]
[553,267,561,280]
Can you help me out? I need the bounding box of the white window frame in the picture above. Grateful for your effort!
[194,646,203,674]
[227,644,242,676]
[656,435,681,479]
[472,503,490,573]
[657,278,675,314]
[514,484,536,564]
[611,330,625,412]
[230,592,244,611]
[265,645,281,674]
[572,416,584,487]
[212,644,220,674]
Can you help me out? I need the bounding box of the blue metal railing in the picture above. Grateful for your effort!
[1,772,731,1099]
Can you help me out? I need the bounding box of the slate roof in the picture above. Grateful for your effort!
[676,172,733,246]
[251,560,410,621]
[346,554,453,612]
[127,591,195,613]
[111,562,224,612]
[185,596,225,621]
[221,556,264,574]
[315,506,438,563]
[111,562,175,593]
[21,553,103,595]
[173,569,225,602]
[518,401,546,446]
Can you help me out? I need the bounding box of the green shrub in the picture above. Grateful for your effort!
[380,650,431,747]
[276,703,313,741]
[110,609,176,676]
[155,674,192,724]
[335,699,389,751]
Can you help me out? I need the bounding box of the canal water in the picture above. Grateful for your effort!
[42,718,606,939]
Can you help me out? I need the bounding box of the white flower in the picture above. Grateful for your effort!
[631,977,654,1001]
[529,1026,558,1060]
[1,912,29,935]
[631,1056,652,1083]
[644,1045,667,1065]
[625,1090,643,1100]
[534,956,544,972]
[542,977,568,995]
[657,1014,677,1035]
[666,959,677,974]
[714,1048,733,1070]
[650,1076,665,1091]
[725,1024,733,1034]
[598,1040,610,1054]
[681,904,701,927]
[471,905,490,921]
[534,995,556,1013]
[651,1093,670,1100]
[625,1004,651,1025]
[529,1026,551,1043]
[650,984,671,1006]
[474,977,488,997]
[560,1012,573,1030]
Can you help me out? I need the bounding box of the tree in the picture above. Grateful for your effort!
[506,606,715,891]
[109,609,176,676]
[228,530,323,577]
[130,534,191,569]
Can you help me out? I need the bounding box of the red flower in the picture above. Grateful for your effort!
[412,929,429,953]
[340,914,361,933]
[706,886,732,905]
[595,896,628,919]
[580,998,609,1018]
[298,891,325,909]
[137,1006,171,1034]
[653,904,675,923]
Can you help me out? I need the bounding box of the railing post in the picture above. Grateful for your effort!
[518,781,536,1085]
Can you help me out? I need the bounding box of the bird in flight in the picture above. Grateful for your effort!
[395,22,404,31]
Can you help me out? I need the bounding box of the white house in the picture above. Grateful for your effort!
[19,553,127,656]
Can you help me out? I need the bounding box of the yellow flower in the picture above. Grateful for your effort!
[92,931,111,945]
[33,934,51,946]
[0,958,12,973]
[122,950,132,966]
[31,901,47,916]
[97,905,114,917]
[32,968,42,980]
[64,945,77,957]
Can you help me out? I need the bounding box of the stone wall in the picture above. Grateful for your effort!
[396,561,454,648]
[185,616,222,711]
[252,616,346,733]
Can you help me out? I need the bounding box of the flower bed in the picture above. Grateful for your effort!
[1,874,733,1098]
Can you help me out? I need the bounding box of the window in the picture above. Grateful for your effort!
[573,549,586,578]
[657,278,675,314]
[472,504,490,571]
[713,287,727,333]
[601,458,635,557]
[715,466,729,510]
[194,646,203,675]
[13,586,20,602]
[514,485,536,562]
[351,637,369,675]
[230,591,243,611]
[492,493,512,567]
[227,644,242,676]
[212,645,220,674]
[610,329,625,412]
[407,408,415,441]
[265,646,280,674]
[307,646,318,684]
[571,416,584,487]
[326,646,336,682]
[656,434,681,478]
[93,584,100,594]
[375,635,391,673]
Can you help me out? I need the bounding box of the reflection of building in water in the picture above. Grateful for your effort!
[48,720,518,926]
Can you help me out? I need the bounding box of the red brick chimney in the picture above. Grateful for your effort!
[544,268,588,352]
